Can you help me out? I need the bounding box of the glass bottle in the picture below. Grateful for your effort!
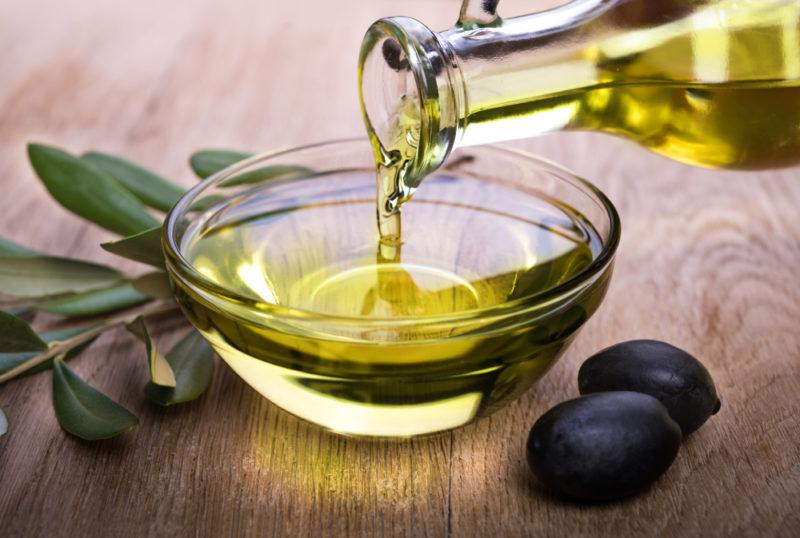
[359,0,800,188]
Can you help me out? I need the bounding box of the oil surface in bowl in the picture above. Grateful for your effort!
[176,169,607,436]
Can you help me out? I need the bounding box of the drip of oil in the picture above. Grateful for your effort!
[374,93,422,246]
[176,170,606,436]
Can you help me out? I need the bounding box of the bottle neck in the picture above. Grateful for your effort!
[359,17,467,185]
[358,3,611,178]
[444,0,624,148]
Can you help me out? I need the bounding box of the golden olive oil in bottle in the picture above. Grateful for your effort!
[359,0,800,194]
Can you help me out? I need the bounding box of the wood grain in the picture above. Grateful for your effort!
[1,0,798,536]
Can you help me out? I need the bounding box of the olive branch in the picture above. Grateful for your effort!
[0,145,259,440]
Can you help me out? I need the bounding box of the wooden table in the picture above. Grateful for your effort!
[1,1,798,536]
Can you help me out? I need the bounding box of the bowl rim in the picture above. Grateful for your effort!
[163,137,620,327]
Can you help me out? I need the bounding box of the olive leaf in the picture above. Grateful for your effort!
[0,406,7,436]
[100,226,165,269]
[0,237,39,257]
[191,149,313,187]
[0,255,124,298]
[1,325,97,377]
[188,194,228,212]
[1,350,37,376]
[37,282,149,317]
[0,310,48,352]
[0,350,33,376]
[126,316,176,387]
[81,152,186,213]
[27,144,160,235]
[145,330,214,406]
[217,165,315,188]
[189,149,252,178]
[5,306,32,316]
[52,357,139,440]
[132,272,173,300]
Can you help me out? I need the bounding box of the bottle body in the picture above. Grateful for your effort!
[359,0,800,179]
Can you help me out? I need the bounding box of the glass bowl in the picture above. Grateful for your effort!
[163,139,620,437]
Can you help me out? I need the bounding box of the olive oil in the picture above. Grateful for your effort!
[459,5,800,170]
[175,168,608,436]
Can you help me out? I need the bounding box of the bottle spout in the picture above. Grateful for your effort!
[458,0,500,27]
[359,17,465,186]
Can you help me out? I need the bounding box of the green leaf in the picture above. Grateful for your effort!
[189,149,313,188]
[132,272,173,300]
[41,325,96,344]
[190,149,252,178]
[37,282,149,317]
[126,316,176,387]
[0,406,7,436]
[0,350,36,376]
[145,330,214,406]
[52,357,138,440]
[188,194,228,212]
[81,152,186,213]
[0,325,97,377]
[0,238,39,257]
[44,326,95,343]
[27,143,160,235]
[100,226,165,269]
[0,255,123,298]
[218,165,315,188]
[0,310,48,352]
[5,305,32,316]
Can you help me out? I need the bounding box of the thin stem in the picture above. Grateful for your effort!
[0,301,180,384]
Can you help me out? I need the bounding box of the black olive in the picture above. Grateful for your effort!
[578,340,721,435]
[526,392,681,501]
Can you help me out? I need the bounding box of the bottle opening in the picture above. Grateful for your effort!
[358,17,463,187]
